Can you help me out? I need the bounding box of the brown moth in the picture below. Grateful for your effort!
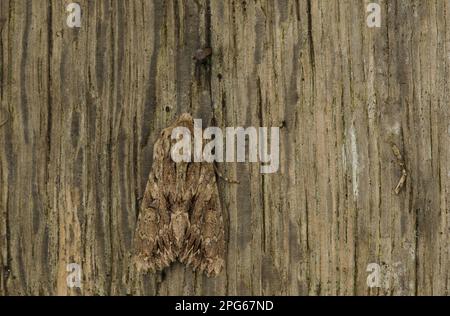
[133,113,225,277]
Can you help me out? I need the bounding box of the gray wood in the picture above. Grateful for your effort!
[0,0,449,295]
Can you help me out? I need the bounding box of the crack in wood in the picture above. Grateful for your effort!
[0,108,10,128]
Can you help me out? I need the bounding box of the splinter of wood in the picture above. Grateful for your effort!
[193,47,212,62]
[391,143,407,195]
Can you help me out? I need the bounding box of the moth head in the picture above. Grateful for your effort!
[176,112,194,125]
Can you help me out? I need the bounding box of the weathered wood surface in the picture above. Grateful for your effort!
[1,0,450,295]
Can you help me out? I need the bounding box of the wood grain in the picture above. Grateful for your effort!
[1,0,449,295]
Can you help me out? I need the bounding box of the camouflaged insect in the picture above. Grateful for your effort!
[133,113,225,277]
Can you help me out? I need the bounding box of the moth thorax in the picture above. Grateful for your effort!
[170,210,189,247]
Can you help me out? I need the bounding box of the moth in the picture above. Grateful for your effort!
[133,113,225,277]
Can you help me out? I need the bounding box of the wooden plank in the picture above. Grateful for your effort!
[1,0,449,295]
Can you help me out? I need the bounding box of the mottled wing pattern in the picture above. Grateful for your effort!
[133,135,175,272]
[133,113,226,277]
[180,161,225,276]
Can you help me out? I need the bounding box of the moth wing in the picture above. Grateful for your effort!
[133,137,175,272]
[180,163,225,277]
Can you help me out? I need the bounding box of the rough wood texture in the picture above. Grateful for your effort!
[1,0,450,295]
